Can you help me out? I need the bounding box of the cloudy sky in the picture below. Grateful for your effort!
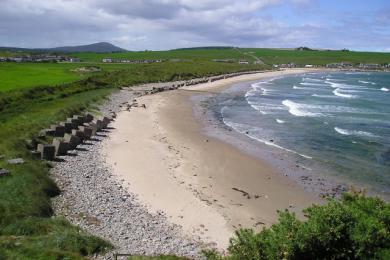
[0,0,389,51]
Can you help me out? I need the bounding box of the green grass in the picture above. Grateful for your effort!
[0,63,87,92]
[71,48,390,66]
[72,48,250,63]
[242,48,390,65]
[0,58,263,258]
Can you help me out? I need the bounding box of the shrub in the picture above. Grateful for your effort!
[206,192,390,259]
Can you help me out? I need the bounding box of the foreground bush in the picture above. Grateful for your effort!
[205,192,390,259]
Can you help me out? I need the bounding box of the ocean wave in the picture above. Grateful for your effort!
[325,80,366,90]
[334,127,376,137]
[381,87,389,92]
[246,81,273,98]
[300,82,327,87]
[282,100,322,117]
[358,80,376,85]
[303,77,325,83]
[293,85,315,90]
[223,119,312,159]
[312,94,335,98]
[345,72,371,75]
[276,119,285,124]
[333,88,358,98]
[247,100,285,115]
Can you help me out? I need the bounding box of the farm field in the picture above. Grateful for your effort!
[0,63,86,92]
[242,48,390,65]
[72,48,250,62]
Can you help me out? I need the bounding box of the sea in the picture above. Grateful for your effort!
[199,71,390,199]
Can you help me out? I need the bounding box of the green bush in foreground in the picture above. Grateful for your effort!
[205,192,390,260]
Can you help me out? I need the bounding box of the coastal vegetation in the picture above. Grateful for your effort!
[205,192,390,260]
[0,58,263,258]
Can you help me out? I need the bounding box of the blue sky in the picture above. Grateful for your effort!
[0,0,389,51]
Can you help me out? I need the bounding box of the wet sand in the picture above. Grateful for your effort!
[103,69,322,250]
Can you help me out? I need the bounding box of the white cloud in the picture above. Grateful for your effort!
[0,0,388,51]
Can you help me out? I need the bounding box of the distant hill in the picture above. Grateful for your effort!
[0,42,127,53]
[171,46,234,51]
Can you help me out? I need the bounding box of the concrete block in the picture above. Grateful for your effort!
[30,150,41,159]
[85,123,98,136]
[39,129,55,137]
[52,138,69,156]
[71,129,85,141]
[79,126,92,139]
[67,118,79,129]
[51,125,65,137]
[73,115,85,125]
[102,117,111,128]
[37,144,55,161]
[93,119,103,131]
[25,139,39,150]
[64,134,81,149]
[85,113,94,123]
[60,122,73,133]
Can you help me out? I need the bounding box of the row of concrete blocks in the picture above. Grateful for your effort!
[145,71,262,95]
[35,115,112,161]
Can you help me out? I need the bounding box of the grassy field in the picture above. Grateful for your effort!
[71,48,390,65]
[0,63,86,92]
[72,48,250,62]
[242,48,390,65]
[0,60,263,92]
[0,58,264,258]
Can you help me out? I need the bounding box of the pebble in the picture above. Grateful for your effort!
[7,158,25,164]
[50,88,203,259]
[0,168,11,177]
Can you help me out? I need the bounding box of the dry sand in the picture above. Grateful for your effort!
[102,69,322,250]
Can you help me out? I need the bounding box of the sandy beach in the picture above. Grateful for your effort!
[102,69,323,250]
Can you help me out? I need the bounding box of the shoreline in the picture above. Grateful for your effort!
[103,69,323,249]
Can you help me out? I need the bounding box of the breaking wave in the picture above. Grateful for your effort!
[222,119,312,159]
[282,100,322,117]
[359,80,376,85]
[334,127,376,137]
[333,88,358,98]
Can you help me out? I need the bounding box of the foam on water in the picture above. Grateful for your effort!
[333,88,358,98]
[282,100,322,117]
[216,72,390,197]
[359,80,376,85]
[300,82,327,87]
[303,77,325,83]
[334,127,376,138]
[222,118,312,159]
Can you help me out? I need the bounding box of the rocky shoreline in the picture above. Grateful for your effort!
[51,87,204,259]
